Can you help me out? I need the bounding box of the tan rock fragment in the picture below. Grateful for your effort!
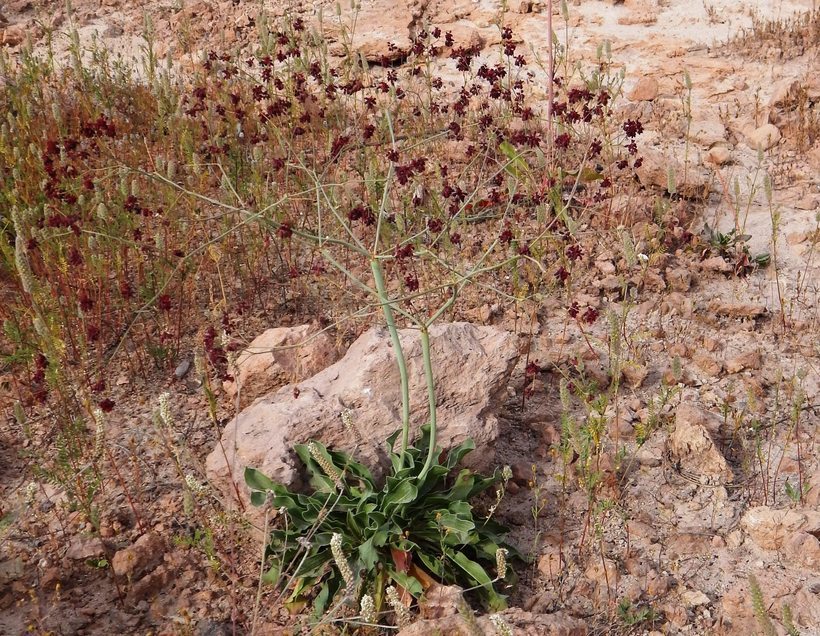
[665,267,691,292]
[223,324,341,408]
[747,123,781,151]
[1,24,25,46]
[667,404,733,484]
[741,506,820,551]
[705,145,731,166]
[628,77,659,102]
[700,256,733,273]
[725,349,762,374]
[621,362,648,389]
[784,532,820,571]
[112,532,165,580]
[693,351,722,377]
[636,146,711,199]
[709,301,767,318]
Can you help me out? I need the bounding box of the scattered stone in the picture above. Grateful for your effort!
[665,267,692,292]
[511,0,533,13]
[688,119,727,147]
[223,324,341,408]
[668,404,733,484]
[784,532,820,571]
[538,547,565,579]
[681,589,711,607]
[741,506,820,551]
[511,461,533,486]
[636,146,711,199]
[0,558,23,584]
[662,363,695,386]
[419,583,463,619]
[207,323,519,505]
[324,0,415,62]
[725,349,762,374]
[103,22,124,38]
[617,9,658,26]
[709,301,767,318]
[621,362,648,389]
[747,124,781,151]
[692,351,722,377]
[112,532,165,579]
[628,77,659,102]
[584,557,619,595]
[174,358,191,380]
[128,563,173,602]
[700,256,733,273]
[595,258,616,275]
[1,24,25,46]
[646,569,670,596]
[397,608,586,636]
[705,145,731,166]
[40,567,60,589]
[66,537,106,560]
[438,22,484,52]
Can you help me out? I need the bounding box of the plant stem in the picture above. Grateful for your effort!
[370,257,411,459]
[418,327,438,483]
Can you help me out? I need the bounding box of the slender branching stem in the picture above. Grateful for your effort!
[370,257,412,460]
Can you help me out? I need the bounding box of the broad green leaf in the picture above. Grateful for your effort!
[387,569,424,597]
[444,438,476,469]
[358,535,379,570]
[498,140,530,179]
[448,469,476,500]
[382,477,418,513]
[244,467,276,493]
[417,550,446,578]
[452,551,494,590]
[262,563,281,584]
[437,512,475,544]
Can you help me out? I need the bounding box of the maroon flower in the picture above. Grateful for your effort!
[277,222,293,239]
[98,398,115,412]
[623,119,644,138]
[582,306,599,324]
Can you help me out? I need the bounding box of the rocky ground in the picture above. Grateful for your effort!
[1,0,818,634]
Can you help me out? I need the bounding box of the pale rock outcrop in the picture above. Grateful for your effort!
[741,506,820,552]
[207,323,519,507]
[667,404,733,484]
[323,0,424,63]
[222,324,341,408]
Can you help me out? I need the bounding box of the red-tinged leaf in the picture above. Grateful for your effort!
[391,547,412,573]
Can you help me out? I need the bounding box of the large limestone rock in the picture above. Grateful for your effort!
[322,0,424,63]
[223,324,341,408]
[206,322,519,506]
[667,404,733,485]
